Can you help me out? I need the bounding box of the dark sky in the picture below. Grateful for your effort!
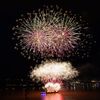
[0,0,100,79]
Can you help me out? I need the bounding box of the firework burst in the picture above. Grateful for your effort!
[13,7,82,59]
[30,60,78,92]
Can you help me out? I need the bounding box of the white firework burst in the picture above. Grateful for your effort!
[30,60,78,82]
[30,60,78,92]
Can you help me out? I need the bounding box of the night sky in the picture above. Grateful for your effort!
[0,0,100,79]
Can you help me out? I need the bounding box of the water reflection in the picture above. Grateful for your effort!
[0,89,100,100]
[41,93,63,100]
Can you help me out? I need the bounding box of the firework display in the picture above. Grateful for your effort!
[13,7,82,59]
[45,82,61,92]
[30,60,78,92]
[13,6,95,92]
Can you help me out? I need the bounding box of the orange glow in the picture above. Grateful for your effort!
[42,93,63,100]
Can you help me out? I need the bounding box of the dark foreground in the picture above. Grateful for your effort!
[0,89,100,100]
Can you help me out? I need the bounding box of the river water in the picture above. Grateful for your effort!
[0,89,100,100]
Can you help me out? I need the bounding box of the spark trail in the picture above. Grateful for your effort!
[13,7,81,59]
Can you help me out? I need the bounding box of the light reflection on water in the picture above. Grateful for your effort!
[41,93,64,100]
[0,89,100,100]
[41,92,74,100]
